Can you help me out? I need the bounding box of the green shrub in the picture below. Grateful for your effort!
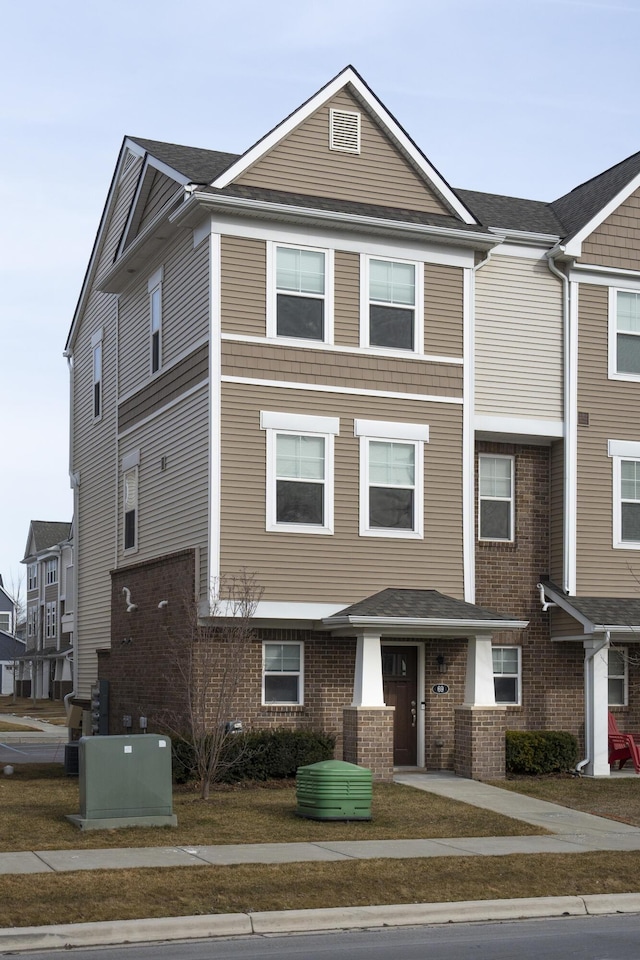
[172,728,335,784]
[505,730,578,775]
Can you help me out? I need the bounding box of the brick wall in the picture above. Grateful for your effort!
[455,706,507,779]
[476,442,584,751]
[343,706,395,780]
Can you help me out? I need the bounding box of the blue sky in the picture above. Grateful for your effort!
[1,0,640,598]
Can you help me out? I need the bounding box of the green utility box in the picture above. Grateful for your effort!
[296,759,372,821]
[66,734,177,831]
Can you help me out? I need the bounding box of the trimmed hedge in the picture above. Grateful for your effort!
[173,728,335,784]
[505,730,578,775]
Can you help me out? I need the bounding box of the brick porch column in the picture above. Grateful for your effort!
[342,631,394,780]
[454,634,506,780]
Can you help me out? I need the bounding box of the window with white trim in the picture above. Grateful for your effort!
[45,558,58,585]
[0,612,11,633]
[608,647,627,706]
[261,411,338,535]
[355,419,427,539]
[479,455,514,542]
[262,641,303,705]
[268,243,332,343]
[122,450,140,552]
[92,329,103,420]
[45,601,57,640]
[493,646,521,705]
[148,267,163,374]
[27,564,37,591]
[609,289,640,379]
[361,256,423,353]
[27,606,37,639]
[613,456,640,548]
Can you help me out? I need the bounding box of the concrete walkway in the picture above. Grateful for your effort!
[3,771,640,951]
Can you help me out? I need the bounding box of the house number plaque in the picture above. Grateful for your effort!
[432,683,450,695]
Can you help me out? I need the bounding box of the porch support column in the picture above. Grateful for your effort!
[455,634,506,780]
[343,631,394,780]
[583,636,610,777]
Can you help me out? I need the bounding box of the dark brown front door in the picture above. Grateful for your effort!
[382,645,418,766]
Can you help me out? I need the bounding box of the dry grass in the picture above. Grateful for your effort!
[0,765,544,852]
[0,721,39,732]
[3,850,640,928]
[493,775,640,827]
[0,696,67,724]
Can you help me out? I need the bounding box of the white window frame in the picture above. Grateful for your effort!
[266,242,334,345]
[45,600,57,640]
[478,454,515,543]
[27,564,37,591]
[262,640,304,705]
[45,558,58,585]
[608,646,628,707]
[261,411,338,535]
[608,287,640,382]
[27,606,37,639]
[612,453,640,549]
[360,254,424,355]
[492,645,521,705]
[122,450,140,553]
[355,419,428,540]
[0,612,12,633]
[149,266,163,375]
[91,328,103,421]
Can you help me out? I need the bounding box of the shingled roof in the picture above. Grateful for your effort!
[324,588,524,626]
[24,521,72,559]
[128,137,239,184]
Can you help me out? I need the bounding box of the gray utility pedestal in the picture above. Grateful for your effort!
[67,734,177,831]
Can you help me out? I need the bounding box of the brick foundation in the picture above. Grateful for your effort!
[343,706,394,780]
[455,706,507,779]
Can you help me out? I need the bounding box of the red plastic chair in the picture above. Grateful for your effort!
[608,712,640,773]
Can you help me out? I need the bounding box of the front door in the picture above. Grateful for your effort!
[382,645,418,766]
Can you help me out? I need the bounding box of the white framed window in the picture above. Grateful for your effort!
[360,255,423,353]
[609,288,640,380]
[267,243,333,344]
[122,450,140,552]
[45,601,57,640]
[493,646,521,705]
[613,455,640,548]
[355,419,428,539]
[262,641,303,705]
[45,558,58,585]
[91,328,103,420]
[0,612,11,633]
[148,267,163,375]
[27,564,37,591]
[608,647,628,707]
[27,606,37,639]
[261,411,338,535]
[479,455,515,542]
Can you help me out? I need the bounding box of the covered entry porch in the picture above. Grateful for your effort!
[322,588,527,781]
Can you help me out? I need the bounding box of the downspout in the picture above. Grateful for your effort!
[575,631,609,775]
[547,253,575,595]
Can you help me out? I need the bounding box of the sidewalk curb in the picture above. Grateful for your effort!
[2,893,640,952]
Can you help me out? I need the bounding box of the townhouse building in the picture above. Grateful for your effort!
[19,520,74,700]
[65,67,640,778]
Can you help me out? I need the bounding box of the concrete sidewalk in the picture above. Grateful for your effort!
[2,771,640,952]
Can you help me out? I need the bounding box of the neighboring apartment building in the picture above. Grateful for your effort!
[0,577,23,695]
[18,521,74,700]
[65,66,640,778]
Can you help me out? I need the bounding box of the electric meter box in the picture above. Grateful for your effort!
[67,734,177,830]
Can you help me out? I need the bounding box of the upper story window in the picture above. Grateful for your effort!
[261,411,338,535]
[0,612,11,633]
[122,450,140,552]
[478,455,514,542]
[91,328,103,420]
[148,267,163,374]
[355,419,428,539]
[267,243,333,343]
[613,456,640,548]
[27,606,37,639]
[45,600,57,640]
[608,647,628,706]
[609,289,640,380]
[27,564,37,591]
[45,558,58,585]
[361,256,423,353]
[493,646,521,705]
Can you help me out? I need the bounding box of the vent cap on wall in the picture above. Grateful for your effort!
[329,108,361,154]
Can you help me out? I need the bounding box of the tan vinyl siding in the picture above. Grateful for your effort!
[220,381,464,603]
[118,231,209,394]
[94,155,143,286]
[549,439,564,585]
[118,388,209,600]
[222,340,463,398]
[550,608,584,639]
[137,171,180,236]
[576,283,640,594]
[221,236,266,336]
[475,254,563,420]
[118,343,209,433]
[335,250,359,347]
[236,88,452,216]
[580,188,640,271]
[424,264,463,357]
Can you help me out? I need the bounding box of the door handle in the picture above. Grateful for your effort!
[411,700,417,727]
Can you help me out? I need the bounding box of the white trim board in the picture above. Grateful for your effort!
[222,375,463,405]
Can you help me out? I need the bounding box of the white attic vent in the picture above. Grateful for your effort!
[329,109,361,154]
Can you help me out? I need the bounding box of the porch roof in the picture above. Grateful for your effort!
[323,588,528,636]
[542,580,640,634]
